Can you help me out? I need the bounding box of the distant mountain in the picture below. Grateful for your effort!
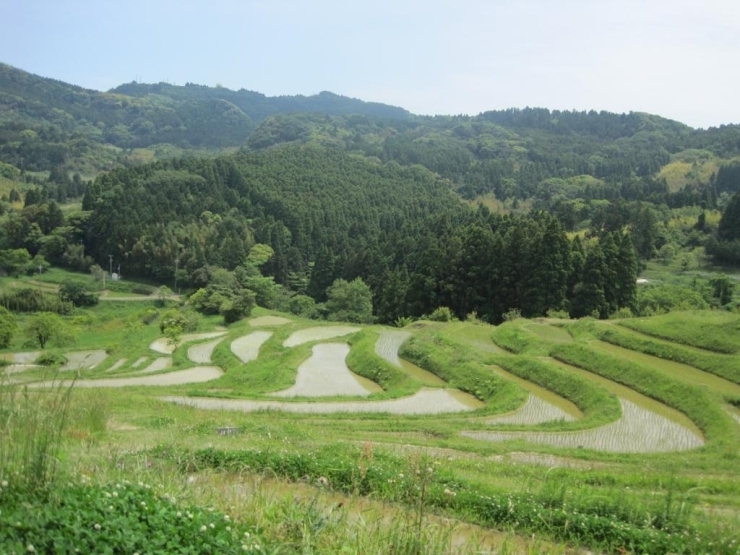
[2,61,740,211]
[0,62,409,174]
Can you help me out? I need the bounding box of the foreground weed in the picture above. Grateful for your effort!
[0,479,268,554]
[0,374,73,490]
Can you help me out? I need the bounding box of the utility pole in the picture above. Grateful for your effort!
[108,254,113,277]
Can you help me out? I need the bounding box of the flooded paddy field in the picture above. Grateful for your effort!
[283,326,361,347]
[464,399,704,452]
[273,343,381,397]
[187,337,224,364]
[28,366,224,388]
[162,387,481,415]
[486,394,576,425]
[230,331,273,363]
[149,331,226,354]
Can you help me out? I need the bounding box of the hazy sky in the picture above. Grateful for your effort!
[1,0,738,128]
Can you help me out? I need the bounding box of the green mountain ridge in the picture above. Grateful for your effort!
[4,61,740,224]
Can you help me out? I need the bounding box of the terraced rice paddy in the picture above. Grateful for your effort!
[544,357,702,435]
[149,331,226,354]
[137,357,172,374]
[230,331,272,363]
[187,337,224,364]
[4,314,726,455]
[523,322,573,343]
[5,301,739,555]
[590,338,740,397]
[273,343,381,397]
[131,356,147,368]
[283,326,360,347]
[106,358,126,372]
[375,330,411,366]
[249,315,291,326]
[28,366,224,388]
[161,387,480,415]
[60,350,108,371]
[489,364,582,420]
[465,399,704,452]
[375,330,446,385]
[3,351,40,363]
[620,311,740,354]
[486,394,576,425]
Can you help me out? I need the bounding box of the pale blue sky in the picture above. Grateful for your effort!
[1,0,738,128]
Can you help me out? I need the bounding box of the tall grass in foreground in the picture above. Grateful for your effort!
[0,374,73,490]
[162,444,740,554]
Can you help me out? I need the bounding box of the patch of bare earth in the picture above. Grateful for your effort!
[274,343,377,397]
[230,331,273,363]
[160,388,477,415]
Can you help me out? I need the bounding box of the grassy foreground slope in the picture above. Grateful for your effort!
[1,294,739,554]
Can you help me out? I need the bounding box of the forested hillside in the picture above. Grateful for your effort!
[1,62,739,324]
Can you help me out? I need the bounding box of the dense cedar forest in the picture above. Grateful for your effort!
[1,62,740,323]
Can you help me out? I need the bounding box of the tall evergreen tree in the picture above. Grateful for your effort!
[571,243,608,318]
[615,232,638,310]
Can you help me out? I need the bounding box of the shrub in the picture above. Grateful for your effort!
[59,280,99,307]
[159,309,198,334]
[140,307,159,325]
[501,308,522,321]
[0,307,17,348]
[394,316,414,328]
[428,306,454,322]
[35,353,67,367]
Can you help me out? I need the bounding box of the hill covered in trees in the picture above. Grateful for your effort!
[0,63,409,175]
[1,63,739,322]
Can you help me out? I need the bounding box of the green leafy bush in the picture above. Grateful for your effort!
[34,353,67,367]
[428,307,454,322]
